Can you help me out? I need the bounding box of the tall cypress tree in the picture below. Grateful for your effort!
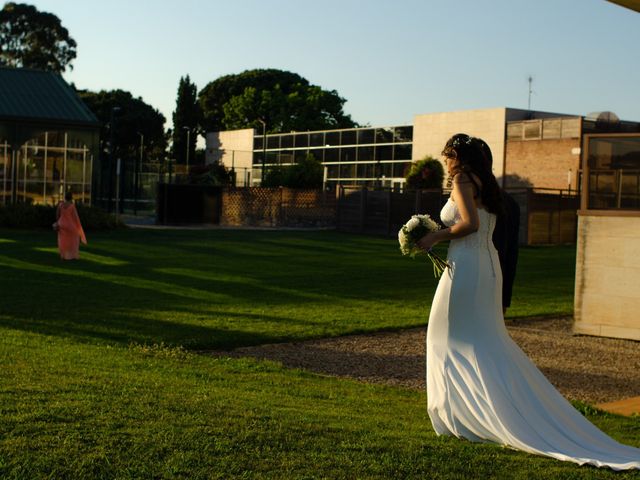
[172,75,200,166]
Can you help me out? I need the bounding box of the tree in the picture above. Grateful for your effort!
[405,156,445,189]
[198,68,357,133]
[0,2,76,72]
[262,153,323,189]
[172,75,200,166]
[77,89,167,211]
[78,89,167,162]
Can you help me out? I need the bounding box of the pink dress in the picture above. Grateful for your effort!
[56,202,87,260]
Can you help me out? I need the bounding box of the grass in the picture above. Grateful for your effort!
[2,228,637,479]
[0,229,575,350]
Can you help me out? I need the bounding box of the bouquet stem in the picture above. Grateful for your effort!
[427,249,450,278]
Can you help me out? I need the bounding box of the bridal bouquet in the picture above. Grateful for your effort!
[398,214,450,277]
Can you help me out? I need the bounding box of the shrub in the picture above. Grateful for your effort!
[0,203,125,231]
[405,156,445,189]
[262,153,323,189]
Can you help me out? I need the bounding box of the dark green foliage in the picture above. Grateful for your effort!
[262,154,324,188]
[77,89,167,163]
[405,156,445,189]
[172,75,200,165]
[198,68,357,133]
[0,2,76,72]
[0,203,55,228]
[0,203,124,230]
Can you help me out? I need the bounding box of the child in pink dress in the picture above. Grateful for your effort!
[55,192,87,260]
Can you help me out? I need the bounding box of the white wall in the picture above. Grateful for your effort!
[205,128,255,185]
[574,214,640,341]
[412,108,508,178]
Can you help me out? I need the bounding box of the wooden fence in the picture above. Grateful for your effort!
[336,186,579,245]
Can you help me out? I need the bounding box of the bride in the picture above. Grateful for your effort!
[416,133,640,470]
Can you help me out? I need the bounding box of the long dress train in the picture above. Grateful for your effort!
[426,199,640,470]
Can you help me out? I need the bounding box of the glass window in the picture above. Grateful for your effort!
[254,136,263,150]
[325,131,340,147]
[393,162,411,178]
[340,163,356,179]
[340,147,356,163]
[394,126,413,142]
[294,149,308,163]
[375,128,394,144]
[326,164,340,178]
[310,132,324,147]
[47,131,66,148]
[66,151,85,183]
[280,135,293,148]
[341,130,356,145]
[294,134,309,148]
[308,148,324,162]
[324,148,339,163]
[357,146,374,162]
[265,152,278,165]
[279,151,294,165]
[267,136,280,149]
[358,163,375,178]
[393,144,412,160]
[357,129,375,145]
[253,152,264,165]
[375,145,393,161]
[379,162,393,178]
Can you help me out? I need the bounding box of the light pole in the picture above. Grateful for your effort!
[183,126,191,174]
[257,118,266,183]
[135,132,143,215]
[108,106,121,213]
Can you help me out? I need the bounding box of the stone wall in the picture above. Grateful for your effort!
[574,213,640,341]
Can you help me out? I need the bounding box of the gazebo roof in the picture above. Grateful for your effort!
[0,67,99,127]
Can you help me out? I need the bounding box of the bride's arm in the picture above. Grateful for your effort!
[417,174,479,250]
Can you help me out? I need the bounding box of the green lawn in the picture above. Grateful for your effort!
[2,228,637,479]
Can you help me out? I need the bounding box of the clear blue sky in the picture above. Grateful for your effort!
[29,0,640,130]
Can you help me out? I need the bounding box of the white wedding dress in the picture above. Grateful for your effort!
[426,198,640,470]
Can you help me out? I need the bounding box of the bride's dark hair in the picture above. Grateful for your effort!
[442,133,504,215]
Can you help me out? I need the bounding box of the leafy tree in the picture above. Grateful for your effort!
[0,2,76,72]
[78,89,167,211]
[172,75,200,166]
[198,68,357,133]
[262,154,323,189]
[78,89,167,162]
[405,156,445,189]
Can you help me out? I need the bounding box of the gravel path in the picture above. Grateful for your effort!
[209,317,640,405]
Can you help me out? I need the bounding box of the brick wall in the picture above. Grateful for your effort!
[504,138,580,190]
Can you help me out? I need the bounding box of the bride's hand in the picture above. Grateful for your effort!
[417,232,438,251]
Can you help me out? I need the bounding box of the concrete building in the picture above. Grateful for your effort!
[574,133,640,341]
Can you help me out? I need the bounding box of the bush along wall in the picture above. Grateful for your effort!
[0,203,125,231]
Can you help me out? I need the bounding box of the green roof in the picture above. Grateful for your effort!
[0,67,99,126]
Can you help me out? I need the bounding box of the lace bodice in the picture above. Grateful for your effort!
[440,198,496,250]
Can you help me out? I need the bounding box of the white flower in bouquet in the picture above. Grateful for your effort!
[398,214,450,277]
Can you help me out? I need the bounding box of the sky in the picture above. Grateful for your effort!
[27,0,640,132]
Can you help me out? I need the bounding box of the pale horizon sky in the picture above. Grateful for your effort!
[27,0,640,132]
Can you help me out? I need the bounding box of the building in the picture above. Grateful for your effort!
[574,132,640,341]
[0,67,100,206]
[206,107,639,191]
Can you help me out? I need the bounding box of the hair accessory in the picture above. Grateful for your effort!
[451,136,474,147]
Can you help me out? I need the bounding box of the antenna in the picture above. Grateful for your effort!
[527,75,533,111]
